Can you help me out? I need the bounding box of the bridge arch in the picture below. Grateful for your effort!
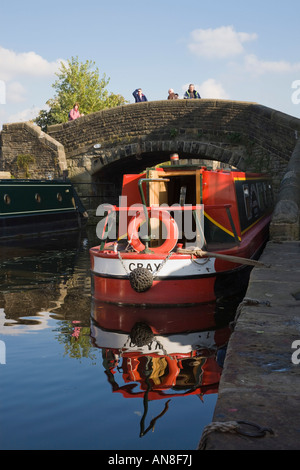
[47,99,300,204]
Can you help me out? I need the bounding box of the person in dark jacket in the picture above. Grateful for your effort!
[184,84,201,99]
[132,88,148,102]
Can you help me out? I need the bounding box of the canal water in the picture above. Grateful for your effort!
[0,230,241,451]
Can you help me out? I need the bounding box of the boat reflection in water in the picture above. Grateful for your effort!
[90,299,233,437]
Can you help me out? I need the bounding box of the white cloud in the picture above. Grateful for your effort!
[0,46,64,81]
[182,79,229,99]
[7,106,40,124]
[188,26,257,59]
[0,108,6,122]
[244,54,300,75]
[200,79,230,99]
[0,46,65,128]
[6,81,27,103]
[0,80,5,104]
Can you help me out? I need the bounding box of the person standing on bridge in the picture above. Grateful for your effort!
[132,88,148,102]
[184,84,201,99]
[167,89,178,100]
[68,102,84,120]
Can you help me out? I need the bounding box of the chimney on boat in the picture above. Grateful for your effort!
[170,153,179,165]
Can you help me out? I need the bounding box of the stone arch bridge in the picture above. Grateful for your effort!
[1,99,300,239]
[48,99,300,204]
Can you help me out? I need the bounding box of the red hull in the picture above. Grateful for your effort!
[90,214,269,305]
[92,274,216,306]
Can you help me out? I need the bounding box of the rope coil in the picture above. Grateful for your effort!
[198,420,274,450]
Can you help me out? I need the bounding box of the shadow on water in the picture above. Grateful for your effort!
[0,230,248,449]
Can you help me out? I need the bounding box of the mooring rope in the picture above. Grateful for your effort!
[198,420,274,450]
[198,421,239,449]
[177,247,271,268]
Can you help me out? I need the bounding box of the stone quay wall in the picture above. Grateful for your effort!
[0,121,67,179]
[270,138,300,240]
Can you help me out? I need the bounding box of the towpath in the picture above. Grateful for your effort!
[201,240,300,450]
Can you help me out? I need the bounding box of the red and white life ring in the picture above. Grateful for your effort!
[128,210,179,253]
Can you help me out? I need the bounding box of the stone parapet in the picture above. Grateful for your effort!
[0,121,67,179]
[270,139,300,241]
[45,99,300,194]
[0,171,11,178]
[47,100,300,162]
[2,100,300,209]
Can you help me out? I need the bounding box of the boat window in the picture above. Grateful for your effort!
[3,194,11,204]
[243,184,251,219]
[266,183,273,207]
[57,193,63,202]
[179,186,187,206]
[251,185,259,218]
[257,182,265,210]
[262,182,268,207]
[35,193,41,203]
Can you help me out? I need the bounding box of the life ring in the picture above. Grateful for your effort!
[128,210,179,253]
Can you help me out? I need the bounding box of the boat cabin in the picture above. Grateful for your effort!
[120,162,273,252]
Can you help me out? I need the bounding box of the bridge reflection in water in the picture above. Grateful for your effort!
[90,299,236,438]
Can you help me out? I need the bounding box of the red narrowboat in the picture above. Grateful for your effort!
[90,159,273,306]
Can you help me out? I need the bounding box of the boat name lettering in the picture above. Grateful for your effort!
[128,262,161,272]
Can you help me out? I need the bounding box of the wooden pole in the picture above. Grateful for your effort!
[177,248,270,268]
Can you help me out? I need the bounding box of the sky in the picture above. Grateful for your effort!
[1,0,300,130]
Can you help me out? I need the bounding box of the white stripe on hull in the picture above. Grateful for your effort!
[92,255,216,277]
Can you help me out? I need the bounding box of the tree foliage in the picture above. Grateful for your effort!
[35,56,127,131]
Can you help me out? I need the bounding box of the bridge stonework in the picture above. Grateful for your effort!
[46,99,300,190]
[0,121,67,179]
[1,99,300,239]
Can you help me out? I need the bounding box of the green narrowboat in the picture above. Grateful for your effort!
[0,179,88,239]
